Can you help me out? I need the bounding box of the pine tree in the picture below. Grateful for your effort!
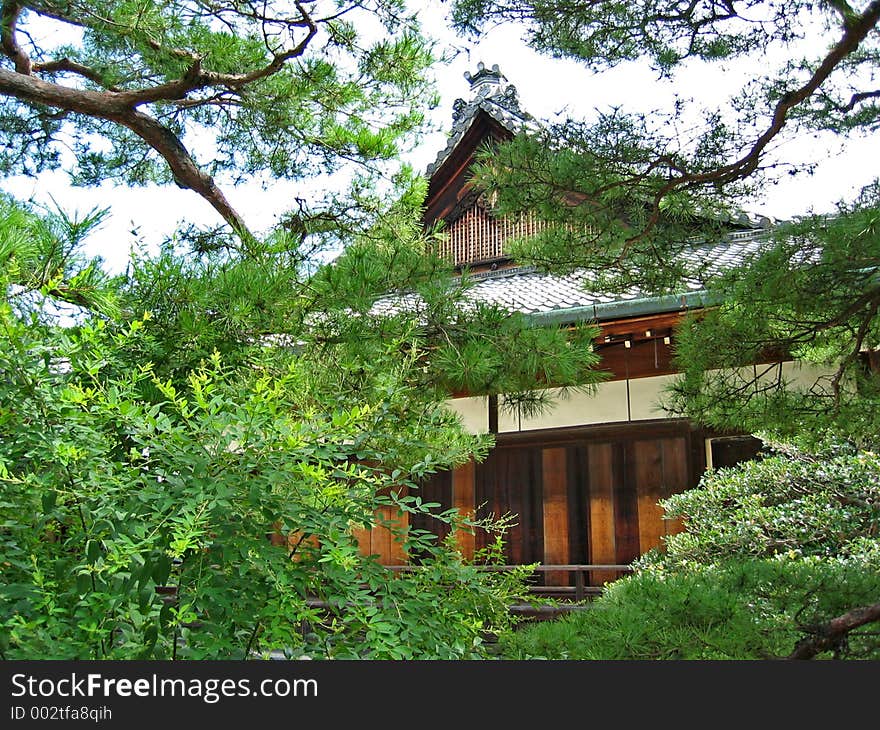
[0,1,436,246]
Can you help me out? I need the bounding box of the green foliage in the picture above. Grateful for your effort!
[0,282,530,659]
[467,123,736,292]
[668,188,880,444]
[2,2,438,240]
[2,186,607,660]
[500,438,880,660]
[0,194,119,318]
[10,1,434,181]
[499,558,880,659]
[660,438,880,564]
[453,1,821,73]
[117,163,604,404]
[120,243,306,382]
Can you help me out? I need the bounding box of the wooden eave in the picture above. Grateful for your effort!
[590,311,686,382]
[423,110,514,228]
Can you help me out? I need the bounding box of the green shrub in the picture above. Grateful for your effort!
[500,556,880,660]
[0,286,527,660]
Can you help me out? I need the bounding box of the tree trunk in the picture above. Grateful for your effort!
[787,601,880,660]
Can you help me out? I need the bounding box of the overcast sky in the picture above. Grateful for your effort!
[4,2,877,274]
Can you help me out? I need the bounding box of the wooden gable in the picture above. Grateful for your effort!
[424,110,553,269]
[423,110,511,225]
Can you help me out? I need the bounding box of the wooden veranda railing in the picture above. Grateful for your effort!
[387,564,635,602]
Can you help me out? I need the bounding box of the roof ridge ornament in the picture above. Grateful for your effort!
[427,62,531,175]
[464,61,505,91]
[450,61,523,124]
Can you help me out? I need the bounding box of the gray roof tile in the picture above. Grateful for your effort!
[371,230,769,321]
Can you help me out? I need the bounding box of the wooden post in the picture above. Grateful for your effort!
[574,569,585,601]
[542,448,569,586]
[452,460,476,560]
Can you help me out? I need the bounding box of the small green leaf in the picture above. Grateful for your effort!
[41,490,57,512]
[86,540,101,564]
[138,585,153,611]
[152,554,172,585]
[75,572,91,594]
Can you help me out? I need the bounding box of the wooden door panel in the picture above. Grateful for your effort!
[542,447,569,585]
[635,439,666,555]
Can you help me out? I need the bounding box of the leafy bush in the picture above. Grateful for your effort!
[0,198,534,660]
[0,306,532,659]
[660,440,880,565]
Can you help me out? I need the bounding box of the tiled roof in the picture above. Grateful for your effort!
[458,266,645,314]
[371,229,770,322]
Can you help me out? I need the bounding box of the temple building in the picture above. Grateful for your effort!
[364,64,822,592]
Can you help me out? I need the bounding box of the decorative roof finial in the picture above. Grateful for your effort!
[427,62,529,175]
[463,62,505,95]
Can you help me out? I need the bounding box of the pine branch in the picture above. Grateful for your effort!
[632,0,880,245]
[787,601,880,660]
[1,0,31,73]
[32,58,120,90]
[0,1,327,244]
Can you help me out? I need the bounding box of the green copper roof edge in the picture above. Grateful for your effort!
[525,290,720,326]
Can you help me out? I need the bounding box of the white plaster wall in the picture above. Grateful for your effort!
[445,362,842,436]
[628,374,679,420]
[780,361,838,391]
[733,361,840,395]
[443,396,489,434]
[498,381,630,432]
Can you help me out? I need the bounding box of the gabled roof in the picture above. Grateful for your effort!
[423,63,535,226]
[393,64,779,329]
[426,63,534,178]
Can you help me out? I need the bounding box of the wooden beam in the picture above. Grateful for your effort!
[389,508,409,565]
[423,113,512,225]
[370,509,392,564]
[594,337,675,381]
[597,311,689,338]
[493,418,692,448]
[488,393,498,433]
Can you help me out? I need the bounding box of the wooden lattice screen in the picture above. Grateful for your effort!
[437,204,546,267]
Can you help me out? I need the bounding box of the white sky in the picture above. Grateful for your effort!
[3,2,878,274]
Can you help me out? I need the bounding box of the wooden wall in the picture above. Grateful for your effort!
[351,497,409,565]
[412,421,704,586]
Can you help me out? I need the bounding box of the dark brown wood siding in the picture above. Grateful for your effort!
[410,469,453,550]
[414,421,703,586]
[474,447,544,564]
